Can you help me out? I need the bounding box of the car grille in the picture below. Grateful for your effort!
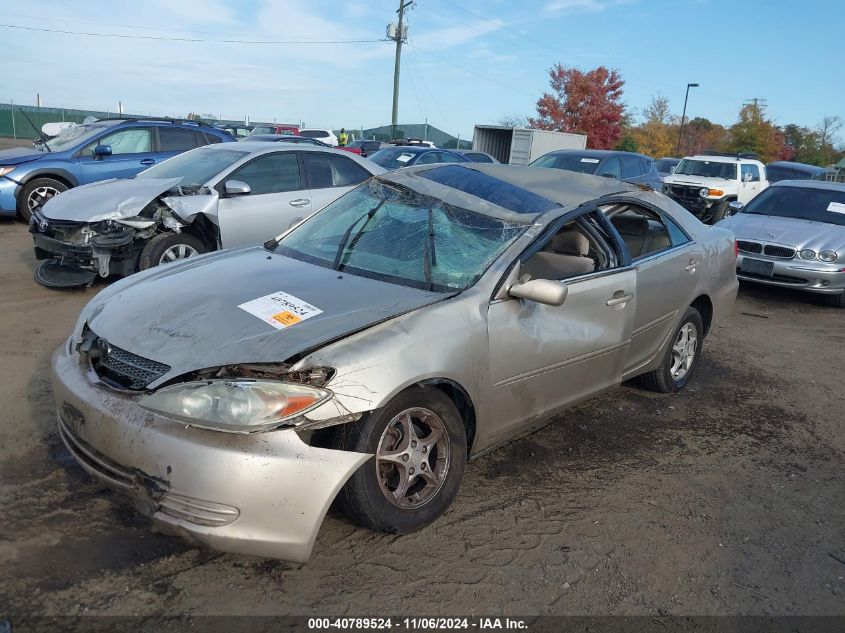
[737,240,763,254]
[665,185,708,216]
[84,329,171,390]
[763,245,796,259]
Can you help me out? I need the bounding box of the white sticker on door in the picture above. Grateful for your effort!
[827,201,845,214]
[238,291,323,329]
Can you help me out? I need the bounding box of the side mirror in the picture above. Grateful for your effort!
[728,200,743,215]
[743,172,753,182]
[224,180,251,196]
[93,144,112,158]
[508,279,568,306]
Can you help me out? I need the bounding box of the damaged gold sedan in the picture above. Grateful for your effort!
[53,164,738,561]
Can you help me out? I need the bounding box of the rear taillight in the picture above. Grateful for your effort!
[734,240,739,258]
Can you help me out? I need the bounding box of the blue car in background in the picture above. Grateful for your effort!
[0,118,234,221]
[367,145,470,170]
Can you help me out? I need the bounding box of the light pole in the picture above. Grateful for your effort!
[677,82,699,155]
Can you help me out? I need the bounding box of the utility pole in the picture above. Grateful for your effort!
[389,0,413,139]
[743,98,767,113]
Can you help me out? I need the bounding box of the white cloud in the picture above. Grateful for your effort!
[545,0,631,14]
[411,19,505,52]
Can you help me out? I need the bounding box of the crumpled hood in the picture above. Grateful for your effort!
[665,175,737,191]
[719,213,845,250]
[42,177,182,222]
[82,248,446,385]
[0,146,47,166]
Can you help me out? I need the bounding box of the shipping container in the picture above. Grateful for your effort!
[471,125,587,165]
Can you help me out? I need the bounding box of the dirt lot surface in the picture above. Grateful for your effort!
[1,217,842,617]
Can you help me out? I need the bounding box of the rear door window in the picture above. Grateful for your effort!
[303,153,370,188]
[84,127,152,156]
[158,127,201,152]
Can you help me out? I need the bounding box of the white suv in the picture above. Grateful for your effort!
[662,153,768,223]
[299,128,339,147]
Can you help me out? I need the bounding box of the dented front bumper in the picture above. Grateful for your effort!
[51,342,371,562]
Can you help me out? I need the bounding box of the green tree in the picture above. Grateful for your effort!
[726,104,785,162]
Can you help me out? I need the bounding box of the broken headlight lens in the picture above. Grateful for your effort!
[139,380,331,433]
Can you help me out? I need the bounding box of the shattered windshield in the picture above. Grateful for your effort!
[276,180,528,292]
[136,147,249,186]
[44,123,112,152]
[674,159,737,180]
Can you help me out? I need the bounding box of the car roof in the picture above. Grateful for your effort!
[543,149,651,160]
[379,163,637,221]
[244,134,313,142]
[771,179,845,192]
[208,142,343,156]
[378,145,445,154]
[767,161,825,171]
[687,154,761,164]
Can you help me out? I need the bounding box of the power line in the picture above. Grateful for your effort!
[407,43,537,99]
[436,0,566,57]
[0,23,385,45]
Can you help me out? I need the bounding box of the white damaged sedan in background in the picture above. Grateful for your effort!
[30,143,384,288]
[52,164,737,562]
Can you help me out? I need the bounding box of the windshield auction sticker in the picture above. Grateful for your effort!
[238,291,323,329]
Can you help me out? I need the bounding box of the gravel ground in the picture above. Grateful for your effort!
[0,216,842,617]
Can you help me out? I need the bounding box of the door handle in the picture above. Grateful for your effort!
[140,158,156,165]
[289,199,310,207]
[606,292,634,307]
[685,259,698,272]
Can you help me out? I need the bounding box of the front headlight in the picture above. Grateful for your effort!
[699,187,710,198]
[818,250,838,262]
[0,166,16,177]
[799,249,817,260]
[139,380,331,433]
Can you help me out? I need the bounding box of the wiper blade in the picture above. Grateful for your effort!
[332,198,386,271]
[422,207,436,291]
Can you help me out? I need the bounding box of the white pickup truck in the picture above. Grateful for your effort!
[662,153,768,223]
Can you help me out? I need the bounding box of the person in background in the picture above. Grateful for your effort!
[338,128,348,147]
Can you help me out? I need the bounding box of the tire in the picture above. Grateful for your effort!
[708,200,730,224]
[639,306,704,393]
[139,232,207,271]
[335,387,467,534]
[825,292,845,309]
[17,177,69,223]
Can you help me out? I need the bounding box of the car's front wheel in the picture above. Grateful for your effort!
[18,177,69,222]
[139,233,207,271]
[825,292,845,309]
[639,306,704,393]
[335,387,467,533]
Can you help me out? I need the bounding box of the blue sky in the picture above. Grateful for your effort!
[2,0,843,141]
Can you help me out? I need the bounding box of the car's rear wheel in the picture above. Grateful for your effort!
[639,306,704,393]
[139,233,207,270]
[335,387,467,533]
[17,177,68,223]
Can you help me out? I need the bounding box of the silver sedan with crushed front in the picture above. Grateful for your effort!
[52,164,738,562]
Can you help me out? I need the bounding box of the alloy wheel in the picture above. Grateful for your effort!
[27,185,61,212]
[375,407,451,509]
[670,322,698,381]
[159,243,199,264]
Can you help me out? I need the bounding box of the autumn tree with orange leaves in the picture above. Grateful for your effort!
[529,65,626,150]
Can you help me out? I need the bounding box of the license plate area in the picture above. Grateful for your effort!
[741,258,774,277]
